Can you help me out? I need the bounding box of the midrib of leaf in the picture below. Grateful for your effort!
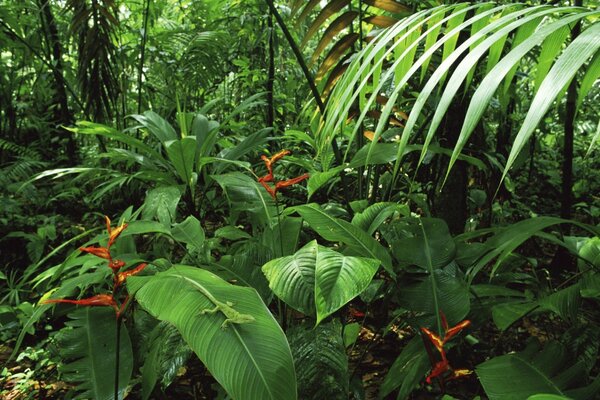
[178,275,274,399]
[510,354,563,395]
[85,308,101,398]
[251,182,274,226]
[420,221,441,335]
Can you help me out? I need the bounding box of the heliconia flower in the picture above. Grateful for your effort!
[450,369,473,380]
[275,173,310,190]
[445,320,471,341]
[43,294,119,314]
[422,312,472,385]
[109,259,126,273]
[257,150,309,199]
[426,360,450,384]
[259,180,277,199]
[107,220,128,247]
[80,246,111,260]
[421,327,446,358]
[114,263,147,287]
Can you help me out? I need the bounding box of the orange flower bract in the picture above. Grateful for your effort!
[257,150,309,199]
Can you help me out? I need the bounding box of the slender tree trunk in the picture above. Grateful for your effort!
[38,0,77,161]
[137,0,151,115]
[266,11,275,129]
[432,99,469,235]
[550,0,581,277]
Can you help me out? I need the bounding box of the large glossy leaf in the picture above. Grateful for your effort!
[262,241,380,324]
[293,203,393,273]
[351,202,409,235]
[398,267,470,331]
[165,136,197,188]
[141,322,192,400]
[212,172,277,227]
[379,335,430,399]
[477,338,600,400]
[130,110,178,144]
[142,186,181,226]
[388,218,456,270]
[315,245,380,324]
[128,266,297,400]
[171,215,205,250]
[56,307,132,400]
[288,320,348,400]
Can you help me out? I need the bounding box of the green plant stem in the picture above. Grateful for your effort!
[114,314,121,400]
[136,0,151,116]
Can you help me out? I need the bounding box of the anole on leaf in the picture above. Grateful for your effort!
[199,298,256,329]
[177,271,255,329]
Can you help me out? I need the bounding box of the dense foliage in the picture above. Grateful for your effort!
[1,0,599,399]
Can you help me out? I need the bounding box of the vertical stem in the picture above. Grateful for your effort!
[137,0,151,115]
[114,315,121,400]
[266,11,275,129]
[263,0,343,166]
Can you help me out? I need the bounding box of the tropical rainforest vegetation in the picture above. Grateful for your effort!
[1,0,599,399]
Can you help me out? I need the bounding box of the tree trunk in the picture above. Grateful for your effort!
[38,0,77,162]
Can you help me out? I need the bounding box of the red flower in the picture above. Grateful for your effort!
[257,150,309,199]
[106,215,128,247]
[421,312,472,385]
[114,263,147,288]
[43,294,120,315]
[79,246,111,260]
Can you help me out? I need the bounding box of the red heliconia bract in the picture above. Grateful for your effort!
[421,312,472,385]
[257,150,309,199]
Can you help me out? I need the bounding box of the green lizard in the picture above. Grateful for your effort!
[199,298,256,330]
[174,268,255,329]
[189,283,255,330]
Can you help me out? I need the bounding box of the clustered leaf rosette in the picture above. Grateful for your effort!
[257,150,309,199]
[421,312,472,385]
[43,216,147,318]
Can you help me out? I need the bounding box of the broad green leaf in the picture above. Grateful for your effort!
[165,136,197,188]
[262,241,380,325]
[262,241,317,316]
[141,322,191,400]
[66,121,163,161]
[142,186,181,226]
[288,320,348,400]
[130,111,178,144]
[389,218,456,270]
[538,283,581,321]
[315,246,380,325]
[293,203,393,274]
[171,215,205,250]
[307,167,343,199]
[212,172,277,227]
[56,307,132,400]
[492,301,537,331]
[379,335,430,399]
[351,202,409,236]
[476,339,590,400]
[398,267,470,331]
[342,322,361,348]
[128,266,297,400]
